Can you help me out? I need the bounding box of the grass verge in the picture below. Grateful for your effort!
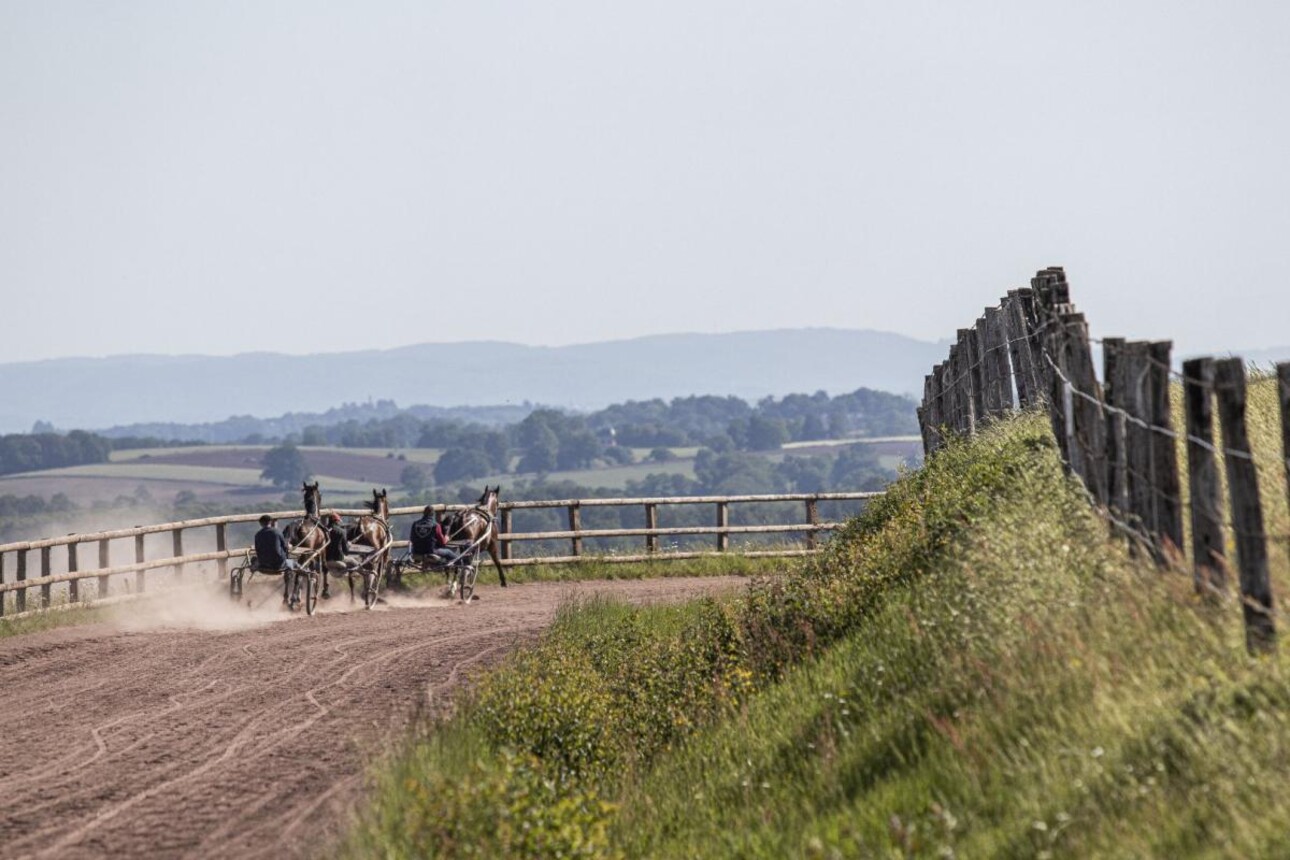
[342,412,1290,858]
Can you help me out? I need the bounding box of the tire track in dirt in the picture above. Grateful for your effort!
[0,575,745,859]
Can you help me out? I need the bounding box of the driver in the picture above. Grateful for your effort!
[253,514,300,605]
[323,512,361,583]
[409,506,458,567]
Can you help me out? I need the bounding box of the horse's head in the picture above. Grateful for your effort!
[368,488,389,519]
[302,481,321,518]
[477,485,500,513]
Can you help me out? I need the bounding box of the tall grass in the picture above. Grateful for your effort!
[342,410,1290,858]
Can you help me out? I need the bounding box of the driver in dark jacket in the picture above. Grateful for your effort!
[409,506,458,566]
[253,515,299,573]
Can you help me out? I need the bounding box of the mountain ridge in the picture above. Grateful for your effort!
[0,328,943,433]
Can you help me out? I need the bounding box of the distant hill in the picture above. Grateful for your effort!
[0,328,944,433]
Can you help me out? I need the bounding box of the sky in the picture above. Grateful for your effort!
[2,1,1288,364]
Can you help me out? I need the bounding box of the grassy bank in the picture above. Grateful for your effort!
[342,412,1290,858]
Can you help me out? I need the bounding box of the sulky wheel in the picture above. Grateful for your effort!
[305,571,318,616]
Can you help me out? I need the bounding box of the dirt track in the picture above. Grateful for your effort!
[0,576,745,859]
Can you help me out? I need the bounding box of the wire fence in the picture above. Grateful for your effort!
[917,267,1290,654]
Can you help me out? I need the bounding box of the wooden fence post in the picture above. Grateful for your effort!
[716,502,729,552]
[135,532,146,593]
[68,540,79,604]
[215,523,228,583]
[567,504,582,557]
[98,539,110,599]
[1059,312,1107,504]
[1121,342,1156,545]
[1278,362,1290,515]
[0,553,5,617]
[172,528,185,581]
[954,330,977,435]
[1182,358,1225,595]
[805,498,819,550]
[500,508,513,562]
[932,361,949,445]
[1039,308,1072,470]
[1214,358,1274,653]
[1004,291,1036,408]
[16,550,26,612]
[644,503,658,553]
[1146,341,1183,557]
[40,546,51,608]
[985,305,1014,413]
[947,343,965,435]
[966,323,988,425]
[1102,338,1130,516]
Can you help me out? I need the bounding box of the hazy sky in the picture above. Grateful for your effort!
[3,2,1287,364]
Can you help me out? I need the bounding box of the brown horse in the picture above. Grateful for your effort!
[445,485,507,587]
[347,489,393,596]
[283,481,330,599]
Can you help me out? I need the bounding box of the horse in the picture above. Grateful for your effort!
[347,489,393,600]
[283,481,330,600]
[445,485,507,588]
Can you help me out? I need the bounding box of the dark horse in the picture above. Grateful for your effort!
[283,481,330,600]
[445,485,507,587]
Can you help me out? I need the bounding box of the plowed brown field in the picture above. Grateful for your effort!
[0,576,745,859]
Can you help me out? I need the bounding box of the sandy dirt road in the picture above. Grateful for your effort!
[0,575,745,859]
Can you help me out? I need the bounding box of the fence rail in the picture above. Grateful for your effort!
[916,266,1290,655]
[0,492,879,615]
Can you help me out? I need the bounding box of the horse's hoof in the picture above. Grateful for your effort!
[321,590,331,600]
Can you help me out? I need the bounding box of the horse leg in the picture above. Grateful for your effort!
[488,536,507,587]
[321,560,331,599]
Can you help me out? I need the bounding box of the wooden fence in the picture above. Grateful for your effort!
[0,492,878,616]
[916,266,1290,654]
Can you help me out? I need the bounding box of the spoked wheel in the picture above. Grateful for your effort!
[304,570,319,616]
[457,564,478,603]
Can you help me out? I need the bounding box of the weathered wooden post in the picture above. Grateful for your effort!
[500,508,513,562]
[215,523,228,583]
[1039,308,1072,470]
[931,362,948,445]
[716,501,729,552]
[1102,338,1130,516]
[0,552,5,617]
[1146,342,1184,557]
[1182,358,1225,595]
[68,540,79,603]
[1059,312,1107,504]
[172,528,185,581]
[1278,362,1290,515]
[975,318,1002,417]
[98,539,110,599]
[644,503,658,553]
[954,330,978,435]
[947,342,965,435]
[1004,291,1036,408]
[567,504,582,557]
[1121,342,1156,544]
[16,550,26,612]
[985,305,1014,413]
[135,531,146,593]
[1213,358,1274,653]
[805,497,819,550]
[40,546,51,608]
[966,322,988,424]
